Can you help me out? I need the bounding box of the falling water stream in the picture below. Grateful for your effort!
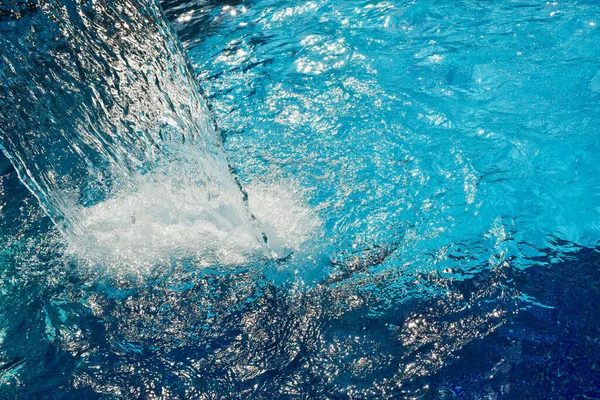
[0,0,272,267]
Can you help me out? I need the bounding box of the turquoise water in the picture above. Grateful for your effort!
[1,0,600,398]
[175,0,600,268]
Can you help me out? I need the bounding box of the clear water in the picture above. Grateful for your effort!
[1,0,600,398]
[175,0,600,264]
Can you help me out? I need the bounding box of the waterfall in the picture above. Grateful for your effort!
[0,0,267,266]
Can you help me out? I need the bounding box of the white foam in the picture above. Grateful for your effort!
[245,179,323,259]
[65,174,265,271]
[64,176,322,273]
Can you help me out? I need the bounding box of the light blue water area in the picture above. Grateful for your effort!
[177,0,600,274]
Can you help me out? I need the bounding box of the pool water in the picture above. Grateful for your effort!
[172,0,600,262]
[1,0,600,398]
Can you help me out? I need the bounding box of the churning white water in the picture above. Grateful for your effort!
[65,175,322,272]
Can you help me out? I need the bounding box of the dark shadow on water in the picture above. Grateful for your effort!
[430,249,600,398]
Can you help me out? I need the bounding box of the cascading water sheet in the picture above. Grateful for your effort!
[0,0,267,266]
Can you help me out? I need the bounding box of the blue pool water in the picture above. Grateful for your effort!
[1,0,600,398]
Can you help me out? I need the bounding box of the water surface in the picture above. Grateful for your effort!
[0,0,599,398]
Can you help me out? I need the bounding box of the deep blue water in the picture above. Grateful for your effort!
[1,0,600,398]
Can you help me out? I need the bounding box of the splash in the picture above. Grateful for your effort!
[246,179,323,259]
[0,0,267,262]
[65,176,323,272]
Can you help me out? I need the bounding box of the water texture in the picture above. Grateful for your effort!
[173,0,600,265]
[0,0,599,398]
